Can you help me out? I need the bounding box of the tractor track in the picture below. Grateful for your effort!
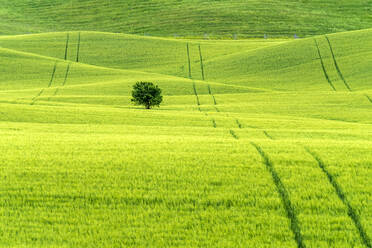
[53,63,71,97]
[263,130,274,140]
[366,95,372,104]
[229,129,238,139]
[305,148,371,248]
[31,62,58,105]
[325,36,352,92]
[314,39,336,91]
[252,142,306,248]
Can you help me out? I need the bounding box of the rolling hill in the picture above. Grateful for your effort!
[0,1,372,247]
[0,0,372,37]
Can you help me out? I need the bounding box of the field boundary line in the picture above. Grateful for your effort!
[314,39,336,91]
[325,36,352,92]
[251,143,306,248]
[305,148,371,248]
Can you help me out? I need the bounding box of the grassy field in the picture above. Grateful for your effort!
[1,0,372,37]
[0,2,372,247]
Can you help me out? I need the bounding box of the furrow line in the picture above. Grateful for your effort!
[305,148,371,248]
[314,39,336,91]
[325,35,352,92]
[251,143,306,248]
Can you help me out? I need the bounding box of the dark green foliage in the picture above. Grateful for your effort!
[131,82,163,109]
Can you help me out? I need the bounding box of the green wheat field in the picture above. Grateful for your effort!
[0,1,372,247]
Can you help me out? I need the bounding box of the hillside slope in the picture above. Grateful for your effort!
[2,29,372,92]
[1,0,372,37]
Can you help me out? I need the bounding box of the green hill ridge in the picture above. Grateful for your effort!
[1,0,372,37]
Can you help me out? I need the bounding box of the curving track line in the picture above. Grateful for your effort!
[305,148,371,248]
[325,36,352,92]
[314,39,336,91]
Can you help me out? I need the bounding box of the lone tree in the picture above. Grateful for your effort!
[131,82,163,109]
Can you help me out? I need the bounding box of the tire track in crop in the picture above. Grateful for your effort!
[365,95,372,104]
[188,44,219,128]
[64,33,69,60]
[53,63,71,96]
[192,81,200,106]
[305,148,371,248]
[212,119,217,128]
[47,62,57,88]
[207,84,218,106]
[229,129,239,139]
[325,36,352,92]
[200,45,219,112]
[263,130,274,140]
[207,84,220,112]
[235,119,242,129]
[186,43,192,79]
[314,39,336,91]
[76,32,81,63]
[198,44,205,81]
[187,44,217,128]
[31,62,58,105]
[30,89,44,105]
[252,143,306,248]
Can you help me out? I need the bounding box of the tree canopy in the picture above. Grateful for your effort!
[131,82,163,109]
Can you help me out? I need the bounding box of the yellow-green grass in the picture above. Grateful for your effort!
[0,28,371,247]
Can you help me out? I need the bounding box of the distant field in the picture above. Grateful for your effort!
[1,0,372,37]
[0,26,371,247]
